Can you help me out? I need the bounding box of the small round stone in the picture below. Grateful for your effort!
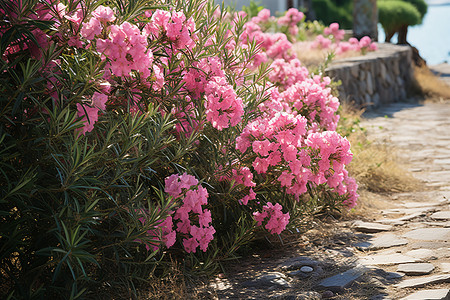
[322,290,334,298]
[300,266,314,273]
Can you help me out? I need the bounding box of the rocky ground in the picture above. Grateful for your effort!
[194,99,450,300]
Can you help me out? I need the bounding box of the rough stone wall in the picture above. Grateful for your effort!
[325,44,414,109]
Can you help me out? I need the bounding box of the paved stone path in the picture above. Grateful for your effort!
[201,101,450,299]
[353,101,450,299]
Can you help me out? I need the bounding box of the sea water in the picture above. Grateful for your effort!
[378,1,450,65]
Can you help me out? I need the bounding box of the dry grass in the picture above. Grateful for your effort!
[139,260,189,300]
[413,64,450,100]
[293,42,330,70]
[293,42,368,71]
[337,103,421,212]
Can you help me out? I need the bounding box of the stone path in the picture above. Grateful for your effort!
[199,101,450,299]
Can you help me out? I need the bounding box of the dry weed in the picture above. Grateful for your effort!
[337,103,421,210]
[413,65,450,100]
[140,261,188,300]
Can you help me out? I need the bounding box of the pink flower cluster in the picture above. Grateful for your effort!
[144,9,197,50]
[138,173,215,253]
[251,8,274,24]
[277,8,305,36]
[311,23,377,55]
[76,92,108,134]
[277,76,340,131]
[204,76,244,130]
[323,23,345,42]
[268,58,309,90]
[139,213,176,252]
[165,173,215,253]
[80,10,155,79]
[241,22,294,61]
[253,202,290,234]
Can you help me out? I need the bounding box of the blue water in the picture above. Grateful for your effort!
[378,2,450,65]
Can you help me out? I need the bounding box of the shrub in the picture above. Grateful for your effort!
[312,0,353,29]
[0,0,358,297]
[378,0,424,42]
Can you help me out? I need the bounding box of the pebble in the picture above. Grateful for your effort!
[300,266,314,273]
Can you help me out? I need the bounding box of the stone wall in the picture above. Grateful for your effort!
[325,43,414,108]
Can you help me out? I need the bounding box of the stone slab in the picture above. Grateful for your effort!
[395,274,450,289]
[317,266,367,292]
[397,263,435,275]
[353,221,393,233]
[403,228,450,241]
[431,211,450,220]
[411,242,449,250]
[375,219,406,226]
[402,202,442,208]
[405,249,436,260]
[354,233,408,250]
[441,263,450,273]
[359,253,421,266]
[400,289,450,300]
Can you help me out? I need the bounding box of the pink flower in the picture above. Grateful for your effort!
[92,92,108,110]
[253,157,270,174]
[76,103,99,135]
[198,209,212,227]
[179,173,198,189]
[92,5,116,23]
[239,188,256,205]
[278,171,294,187]
[253,202,290,234]
[165,174,182,197]
[204,76,244,130]
[80,17,102,40]
[359,36,372,48]
[183,237,199,253]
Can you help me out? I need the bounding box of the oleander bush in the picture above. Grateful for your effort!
[1,0,360,298]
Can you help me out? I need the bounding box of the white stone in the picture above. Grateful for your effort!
[395,274,450,288]
[397,263,435,275]
[300,266,314,273]
[403,228,450,241]
[405,249,436,260]
[359,253,421,266]
[353,221,393,233]
[441,262,450,273]
[431,211,450,220]
[354,233,408,250]
[400,289,450,300]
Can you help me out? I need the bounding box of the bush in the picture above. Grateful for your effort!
[0,0,358,298]
[312,0,353,29]
[378,0,423,42]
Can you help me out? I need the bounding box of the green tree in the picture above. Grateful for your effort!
[378,0,427,43]
[312,0,353,29]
